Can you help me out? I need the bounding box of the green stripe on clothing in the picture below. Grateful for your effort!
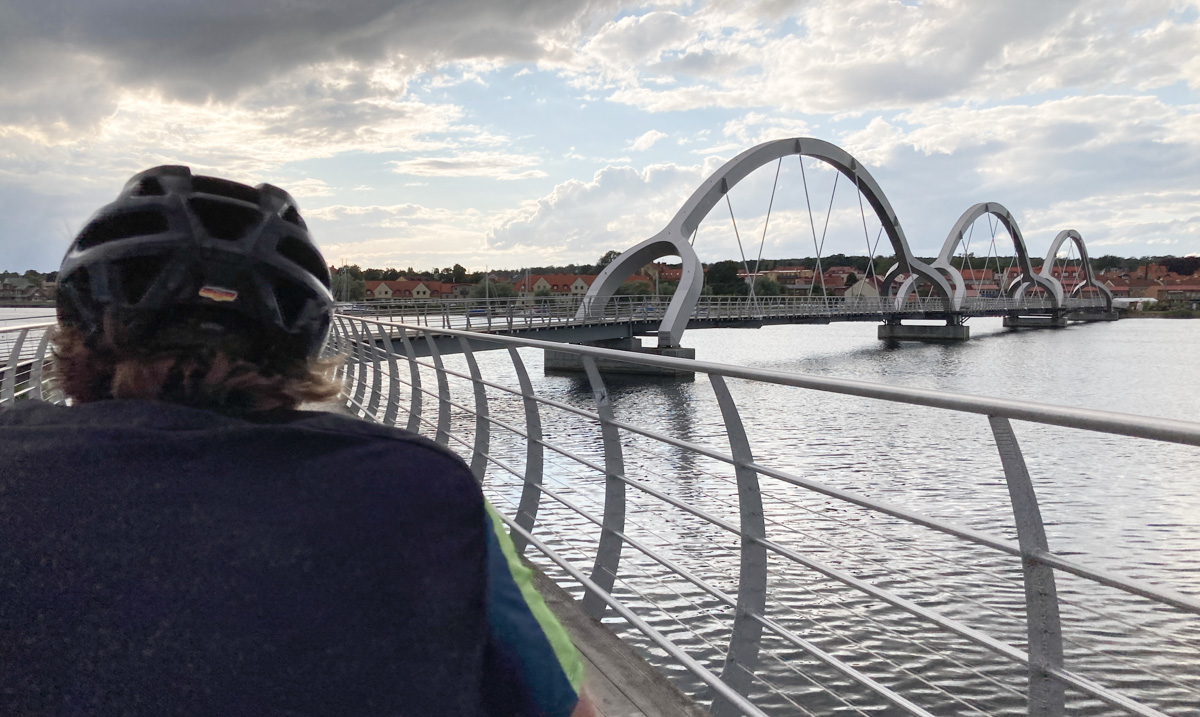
[484,500,586,692]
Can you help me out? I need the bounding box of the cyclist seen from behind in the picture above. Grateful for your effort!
[0,165,595,717]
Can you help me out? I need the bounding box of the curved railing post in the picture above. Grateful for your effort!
[580,356,627,619]
[364,321,384,419]
[346,319,370,413]
[458,337,490,483]
[424,333,452,446]
[989,416,1066,717]
[709,375,768,717]
[396,327,423,434]
[507,345,545,556]
[2,328,30,406]
[29,329,52,401]
[373,323,402,427]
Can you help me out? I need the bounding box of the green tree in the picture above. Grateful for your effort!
[595,250,621,272]
[753,277,781,296]
[615,280,652,296]
[469,280,516,298]
[705,260,748,295]
[451,263,468,283]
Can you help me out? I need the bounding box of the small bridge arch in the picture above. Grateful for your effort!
[578,137,953,348]
[931,202,1060,309]
[1039,229,1114,311]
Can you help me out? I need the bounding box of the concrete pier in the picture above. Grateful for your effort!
[878,322,970,342]
[1003,313,1068,329]
[545,337,696,377]
[1068,310,1120,322]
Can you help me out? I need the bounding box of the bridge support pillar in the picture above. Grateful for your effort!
[545,337,695,377]
[1068,310,1120,323]
[1003,312,1068,329]
[878,321,969,342]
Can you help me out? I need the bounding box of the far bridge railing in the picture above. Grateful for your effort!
[345,294,1109,333]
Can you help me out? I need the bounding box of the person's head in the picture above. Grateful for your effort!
[54,165,338,413]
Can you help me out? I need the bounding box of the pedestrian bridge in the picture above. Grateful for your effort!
[5,315,1197,717]
[347,293,1113,353]
[355,136,1119,350]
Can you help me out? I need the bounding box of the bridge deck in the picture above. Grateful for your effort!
[534,569,710,717]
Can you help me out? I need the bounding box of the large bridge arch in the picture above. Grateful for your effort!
[1039,230,1113,310]
[931,202,1059,309]
[578,137,952,348]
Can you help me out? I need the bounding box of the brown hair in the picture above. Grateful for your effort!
[52,315,341,414]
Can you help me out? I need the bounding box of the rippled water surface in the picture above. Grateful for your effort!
[459,317,1200,716]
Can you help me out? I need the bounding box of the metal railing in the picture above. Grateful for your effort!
[329,314,1199,717]
[7,316,1195,717]
[0,321,59,405]
[345,294,1109,332]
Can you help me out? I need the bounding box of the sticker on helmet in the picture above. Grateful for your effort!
[198,286,238,302]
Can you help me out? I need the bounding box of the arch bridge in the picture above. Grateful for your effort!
[577,138,1114,347]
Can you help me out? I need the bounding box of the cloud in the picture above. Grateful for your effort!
[552,0,1200,116]
[629,129,668,151]
[388,151,547,179]
[0,0,620,133]
[486,159,725,259]
[833,94,1200,254]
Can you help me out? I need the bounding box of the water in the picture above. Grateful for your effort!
[10,307,1199,715]
[445,317,1200,716]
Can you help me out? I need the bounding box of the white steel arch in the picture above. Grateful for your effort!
[577,137,953,348]
[932,202,1060,310]
[1039,229,1114,311]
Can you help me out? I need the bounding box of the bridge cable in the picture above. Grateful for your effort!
[724,193,759,305]
[854,170,886,308]
[798,157,832,300]
[751,158,784,309]
[983,218,1005,301]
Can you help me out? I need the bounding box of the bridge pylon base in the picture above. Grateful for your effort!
[1003,313,1068,329]
[1068,310,1120,323]
[545,337,696,378]
[878,322,969,342]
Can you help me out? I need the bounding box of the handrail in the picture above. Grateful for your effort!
[7,316,1196,716]
[329,314,1200,717]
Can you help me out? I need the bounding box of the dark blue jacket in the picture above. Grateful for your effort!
[1,399,494,716]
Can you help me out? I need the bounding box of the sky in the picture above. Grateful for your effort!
[2,0,1198,274]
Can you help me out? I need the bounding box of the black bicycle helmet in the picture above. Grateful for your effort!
[57,165,334,363]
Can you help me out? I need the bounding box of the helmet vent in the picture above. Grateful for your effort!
[76,210,170,250]
[281,204,307,229]
[189,197,262,241]
[278,235,331,288]
[274,280,309,329]
[131,177,165,196]
[192,176,260,205]
[115,255,167,304]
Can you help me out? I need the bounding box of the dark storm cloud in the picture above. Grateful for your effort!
[0,0,614,127]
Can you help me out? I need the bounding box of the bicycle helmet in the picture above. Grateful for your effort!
[57,165,334,363]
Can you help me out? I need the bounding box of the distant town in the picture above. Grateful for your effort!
[4,254,1199,313]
